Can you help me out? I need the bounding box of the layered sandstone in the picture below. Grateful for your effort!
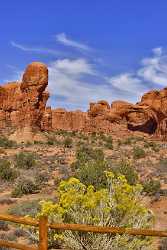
[1,62,167,140]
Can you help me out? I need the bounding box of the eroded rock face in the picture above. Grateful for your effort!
[0,62,49,141]
[1,61,167,140]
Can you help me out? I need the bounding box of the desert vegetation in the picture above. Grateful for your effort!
[0,132,166,249]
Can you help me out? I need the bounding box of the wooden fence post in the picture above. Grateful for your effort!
[39,216,48,250]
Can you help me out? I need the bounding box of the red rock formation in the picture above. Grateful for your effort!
[0,62,49,141]
[1,61,167,140]
[51,109,87,131]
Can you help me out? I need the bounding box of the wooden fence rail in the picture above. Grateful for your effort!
[0,214,167,250]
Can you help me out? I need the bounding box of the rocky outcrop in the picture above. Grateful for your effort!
[0,62,49,142]
[1,61,167,140]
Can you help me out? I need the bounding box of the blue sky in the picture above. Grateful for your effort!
[1,1,167,110]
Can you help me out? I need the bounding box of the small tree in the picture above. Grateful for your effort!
[38,172,153,250]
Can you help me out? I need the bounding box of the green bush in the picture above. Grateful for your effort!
[35,172,48,187]
[119,136,143,146]
[47,137,61,146]
[76,145,104,163]
[104,135,113,149]
[11,179,39,197]
[15,152,37,169]
[144,141,159,152]
[76,159,108,189]
[72,146,105,171]
[133,146,146,159]
[0,136,16,148]
[158,158,167,174]
[63,137,73,148]
[0,160,18,182]
[115,160,138,185]
[143,179,161,195]
[47,139,54,145]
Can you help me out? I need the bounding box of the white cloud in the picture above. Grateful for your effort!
[48,58,118,109]
[53,58,94,75]
[107,47,167,97]
[10,41,64,56]
[107,73,144,94]
[138,47,167,86]
[56,33,90,51]
[152,47,162,56]
[9,41,167,110]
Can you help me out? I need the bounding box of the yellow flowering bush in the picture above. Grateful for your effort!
[36,172,154,250]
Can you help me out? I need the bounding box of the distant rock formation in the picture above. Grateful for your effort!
[1,61,167,141]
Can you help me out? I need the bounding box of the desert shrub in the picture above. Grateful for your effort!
[104,135,113,149]
[0,136,16,148]
[119,136,144,146]
[54,130,76,137]
[9,200,40,217]
[15,152,37,169]
[72,146,105,171]
[13,228,27,238]
[0,160,18,182]
[144,141,160,152]
[35,172,49,187]
[37,173,153,250]
[47,137,61,146]
[47,139,54,145]
[63,137,73,148]
[11,179,39,197]
[34,140,44,145]
[76,145,104,163]
[158,158,167,174]
[115,159,138,185]
[75,159,108,189]
[122,137,133,145]
[59,165,71,180]
[0,231,16,242]
[143,179,161,195]
[133,146,146,159]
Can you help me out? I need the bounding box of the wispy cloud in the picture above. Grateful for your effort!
[48,57,137,110]
[138,47,167,86]
[9,40,167,110]
[48,58,114,109]
[107,73,145,95]
[56,33,90,51]
[107,47,167,97]
[10,41,64,56]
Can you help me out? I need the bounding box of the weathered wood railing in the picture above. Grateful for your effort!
[0,214,167,250]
